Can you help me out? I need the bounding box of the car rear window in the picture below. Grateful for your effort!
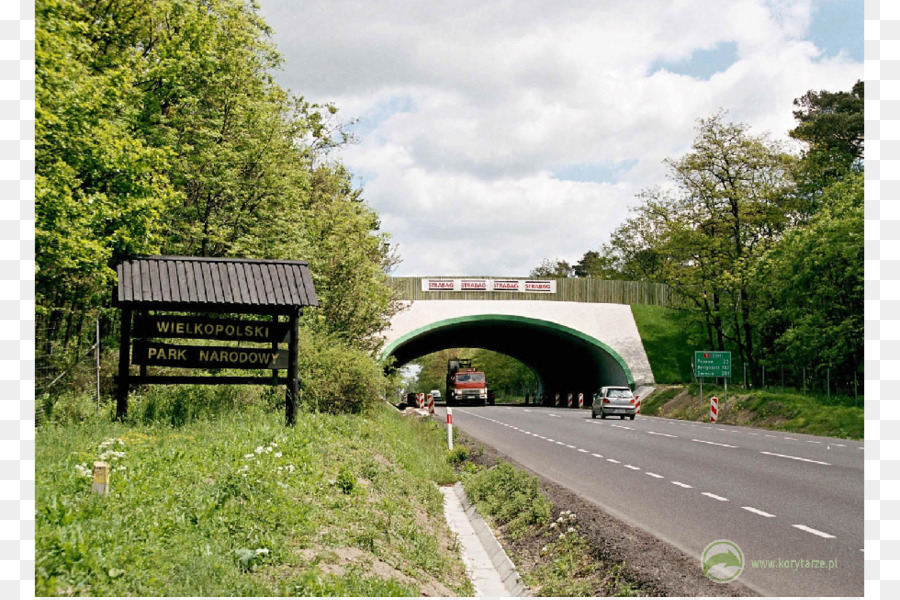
[607,389,633,398]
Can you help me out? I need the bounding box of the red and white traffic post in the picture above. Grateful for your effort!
[555,393,560,407]
[567,392,573,408]
[416,392,425,409]
[635,395,641,414]
[578,392,584,409]
[447,407,453,450]
[710,396,719,423]
[427,393,434,414]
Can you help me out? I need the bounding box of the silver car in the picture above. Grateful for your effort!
[592,386,637,420]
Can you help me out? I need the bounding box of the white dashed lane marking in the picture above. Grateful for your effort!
[646,472,664,478]
[624,465,641,471]
[691,439,738,448]
[672,481,693,488]
[591,453,604,458]
[648,431,677,438]
[792,524,835,539]
[607,459,621,464]
[760,451,831,466]
[742,506,776,518]
[702,492,729,501]
[578,448,589,453]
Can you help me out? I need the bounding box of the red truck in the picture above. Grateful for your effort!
[446,358,488,406]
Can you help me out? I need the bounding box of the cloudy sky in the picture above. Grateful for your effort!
[257,0,863,277]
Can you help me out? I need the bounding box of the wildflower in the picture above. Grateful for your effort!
[549,522,557,529]
[274,452,282,458]
[74,464,92,478]
[286,464,295,473]
[541,545,549,553]
[244,454,255,459]
[568,513,577,521]
[558,533,565,540]
[271,442,278,447]
[255,446,265,454]
[567,526,576,533]
[265,446,273,453]
[116,466,126,471]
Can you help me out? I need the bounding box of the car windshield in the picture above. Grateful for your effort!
[456,373,485,383]
[607,389,633,398]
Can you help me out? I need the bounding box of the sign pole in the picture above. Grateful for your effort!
[723,377,728,422]
[116,308,132,421]
[286,309,299,426]
[699,377,703,410]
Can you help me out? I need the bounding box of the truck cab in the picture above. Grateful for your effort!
[446,358,488,406]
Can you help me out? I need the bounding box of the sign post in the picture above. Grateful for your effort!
[694,351,732,421]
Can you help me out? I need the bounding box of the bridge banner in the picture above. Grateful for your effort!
[421,278,557,293]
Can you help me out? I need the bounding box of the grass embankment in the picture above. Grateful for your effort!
[36,395,473,596]
[459,459,642,596]
[640,383,863,439]
[630,305,863,439]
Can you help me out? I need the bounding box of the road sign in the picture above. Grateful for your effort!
[694,351,732,378]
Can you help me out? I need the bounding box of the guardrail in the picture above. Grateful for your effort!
[390,277,678,306]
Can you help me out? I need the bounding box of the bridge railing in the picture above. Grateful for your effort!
[390,277,680,306]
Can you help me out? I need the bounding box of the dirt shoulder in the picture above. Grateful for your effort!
[457,429,757,597]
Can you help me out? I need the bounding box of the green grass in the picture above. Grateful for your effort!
[461,462,648,596]
[629,305,705,383]
[36,397,473,596]
[640,383,863,440]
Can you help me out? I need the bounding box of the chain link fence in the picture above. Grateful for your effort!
[35,309,120,422]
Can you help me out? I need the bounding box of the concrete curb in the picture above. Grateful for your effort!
[452,482,528,597]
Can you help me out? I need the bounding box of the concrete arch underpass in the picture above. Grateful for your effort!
[379,301,655,396]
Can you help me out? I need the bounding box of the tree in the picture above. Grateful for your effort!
[612,114,797,384]
[751,172,863,384]
[790,80,864,204]
[529,258,573,278]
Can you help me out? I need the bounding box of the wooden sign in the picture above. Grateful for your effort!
[134,315,290,343]
[133,340,289,370]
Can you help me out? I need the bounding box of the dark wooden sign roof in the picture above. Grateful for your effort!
[114,256,318,313]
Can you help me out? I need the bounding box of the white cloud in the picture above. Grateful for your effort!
[258,0,862,275]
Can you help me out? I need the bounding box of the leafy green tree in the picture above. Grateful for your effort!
[529,258,573,278]
[607,114,797,384]
[751,172,863,383]
[789,80,864,205]
[36,0,176,315]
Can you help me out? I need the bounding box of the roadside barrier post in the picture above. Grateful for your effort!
[635,395,641,414]
[555,393,560,407]
[417,392,425,409]
[567,392,573,408]
[427,393,434,414]
[578,392,584,409]
[447,408,453,451]
[710,396,718,423]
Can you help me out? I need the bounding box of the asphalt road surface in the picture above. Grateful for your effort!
[435,404,863,596]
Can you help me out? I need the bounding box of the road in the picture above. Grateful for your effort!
[435,404,863,596]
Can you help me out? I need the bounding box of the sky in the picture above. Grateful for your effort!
[257,0,864,277]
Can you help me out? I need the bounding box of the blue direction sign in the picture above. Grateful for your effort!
[694,351,732,378]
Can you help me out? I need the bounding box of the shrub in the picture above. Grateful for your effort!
[464,462,551,538]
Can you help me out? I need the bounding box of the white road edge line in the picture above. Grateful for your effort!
[578,449,589,453]
[646,472,664,478]
[760,451,831,466]
[691,439,738,448]
[565,444,576,449]
[624,465,641,470]
[792,524,835,539]
[742,506,776,518]
[607,459,621,464]
[671,481,692,488]
[591,453,604,458]
[702,492,729,501]
[648,431,677,438]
